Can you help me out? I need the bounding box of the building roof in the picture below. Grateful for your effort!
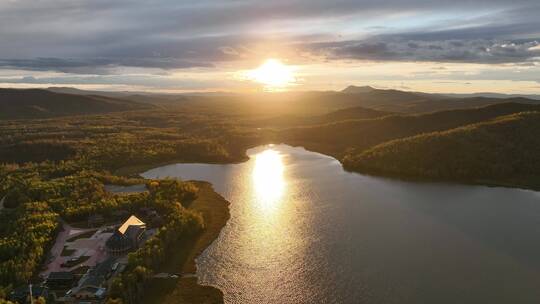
[118,215,145,235]
[125,225,145,240]
[48,271,74,281]
[75,258,116,291]
[105,231,132,251]
[106,215,146,253]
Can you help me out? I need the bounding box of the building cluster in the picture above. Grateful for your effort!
[10,214,152,304]
[105,215,146,256]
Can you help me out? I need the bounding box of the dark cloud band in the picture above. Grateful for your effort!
[306,38,540,64]
[0,0,539,74]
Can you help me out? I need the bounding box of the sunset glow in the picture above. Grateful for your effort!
[1,2,540,93]
[244,59,297,91]
[252,148,285,211]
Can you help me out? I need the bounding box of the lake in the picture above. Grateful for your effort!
[142,144,540,304]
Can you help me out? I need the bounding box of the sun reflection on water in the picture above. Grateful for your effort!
[252,148,285,212]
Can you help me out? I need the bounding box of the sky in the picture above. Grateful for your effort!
[0,0,539,93]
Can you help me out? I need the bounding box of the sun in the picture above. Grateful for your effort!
[245,59,296,90]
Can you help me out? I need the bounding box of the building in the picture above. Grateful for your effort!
[66,258,115,302]
[105,215,146,256]
[46,271,75,289]
[9,285,49,304]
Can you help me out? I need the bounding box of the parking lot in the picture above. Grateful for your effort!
[41,222,114,278]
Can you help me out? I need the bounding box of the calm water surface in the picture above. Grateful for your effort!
[142,144,540,304]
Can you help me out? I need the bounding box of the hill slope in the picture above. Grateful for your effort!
[281,102,540,157]
[338,86,520,113]
[0,88,153,119]
[252,105,391,127]
[44,86,539,115]
[343,111,540,189]
[321,105,391,121]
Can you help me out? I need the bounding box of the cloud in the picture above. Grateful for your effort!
[0,57,214,74]
[0,0,540,77]
[529,44,540,51]
[305,38,540,64]
[0,74,233,90]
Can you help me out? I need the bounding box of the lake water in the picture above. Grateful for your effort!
[142,144,540,304]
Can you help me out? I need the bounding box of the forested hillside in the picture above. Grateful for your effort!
[0,89,153,119]
[0,109,265,171]
[281,102,540,157]
[2,89,540,300]
[343,112,540,189]
[250,105,391,128]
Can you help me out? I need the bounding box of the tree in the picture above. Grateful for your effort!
[109,278,124,299]
[35,297,46,304]
[105,298,124,304]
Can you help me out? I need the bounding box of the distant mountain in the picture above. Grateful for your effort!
[46,87,201,105]
[341,85,376,94]
[343,85,540,101]
[343,111,540,189]
[442,92,540,100]
[337,86,507,113]
[188,89,518,118]
[46,86,146,98]
[339,85,540,112]
[42,86,540,114]
[0,88,154,119]
[47,87,238,100]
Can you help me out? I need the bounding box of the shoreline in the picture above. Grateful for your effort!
[134,143,540,303]
[118,141,540,193]
[142,181,230,304]
[114,156,250,177]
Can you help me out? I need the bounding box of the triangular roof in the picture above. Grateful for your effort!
[118,215,145,235]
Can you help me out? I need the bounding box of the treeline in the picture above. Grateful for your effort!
[147,179,199,206]
[108,180,204,304]
[343,112,540,188]
[0,202,59,286]
[0,110,262,171]
[0,109,249,299]
[86,138,231,170]
[0,160,206,300]
[1,162,147,221]
[0,141,76,163]
[0,161,147,294]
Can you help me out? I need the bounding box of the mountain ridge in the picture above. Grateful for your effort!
[0,88,154,119]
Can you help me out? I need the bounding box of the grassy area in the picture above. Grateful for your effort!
[142,181,230,304]
[66,230,97,242]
